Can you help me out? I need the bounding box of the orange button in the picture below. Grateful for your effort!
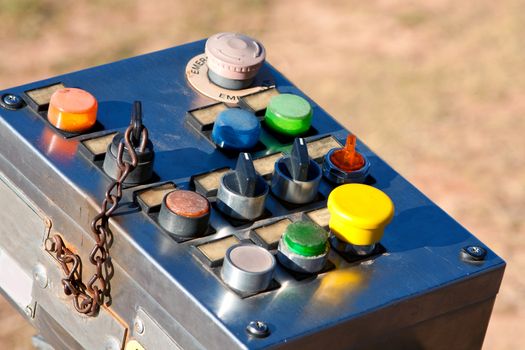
[330,134,365,172]
[47,88,97,133]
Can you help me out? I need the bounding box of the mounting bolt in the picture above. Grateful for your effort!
[134,317,145,335]
[461,245,487,262]
[1,93,24,110]
[32,264,48,289]
[246,320,270,338]
[44,238,57,253]
[25,305,34,318]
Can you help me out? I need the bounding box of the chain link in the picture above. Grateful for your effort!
[47,123,148,317]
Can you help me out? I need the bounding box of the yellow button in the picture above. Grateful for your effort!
[47,88,97,133]
[327,184,394,246]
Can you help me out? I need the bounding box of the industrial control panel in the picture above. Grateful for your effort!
[0,33,505,350]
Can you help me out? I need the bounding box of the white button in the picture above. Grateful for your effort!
[221,244,275,294]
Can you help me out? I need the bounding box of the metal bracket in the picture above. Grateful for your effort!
[131,308,182,350]
[32,258,128,350]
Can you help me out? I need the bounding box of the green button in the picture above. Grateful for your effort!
[283,221,328,257]
[265,94,313,136]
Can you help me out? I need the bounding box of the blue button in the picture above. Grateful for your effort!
[211,108,261,150]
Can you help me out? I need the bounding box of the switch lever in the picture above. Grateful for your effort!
[288,138,309,181]
[235,153,258,197]
[333,134,363,172]
[130,101,144,147]
[271,137,322,204]
[217,153,269,221]
[322,133,370,184]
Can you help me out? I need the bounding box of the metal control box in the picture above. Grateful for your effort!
[0,38,505,350]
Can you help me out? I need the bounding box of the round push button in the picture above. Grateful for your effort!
[265,94,312,136]
[221,244,275,293]
[205,32,266,90]
[47,88,97,133]
[211,108,261,150]
[159,190,211,238]
[327,184,394,247]
[283,221,328,257]
[277,220,329,274]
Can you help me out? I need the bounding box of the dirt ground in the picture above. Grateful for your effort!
[0,0,523,349]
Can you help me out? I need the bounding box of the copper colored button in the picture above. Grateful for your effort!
[47,88,97,133]
[165,190,210,218]
[159,190,211,238]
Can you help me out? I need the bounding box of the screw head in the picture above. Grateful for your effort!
[461,245,487,262]
[246,320,270,338]
[134,317,145,335]
[1,93,24,110]
[44,238,57,253]
[25,306,33,318]
[32,264,48,289]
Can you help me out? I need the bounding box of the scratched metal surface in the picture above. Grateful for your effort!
[0,39,505,349]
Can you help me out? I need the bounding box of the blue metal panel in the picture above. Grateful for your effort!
[0,39,504,349]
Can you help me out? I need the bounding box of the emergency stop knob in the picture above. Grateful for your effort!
[205,32,266,90]
[327,184,394,255]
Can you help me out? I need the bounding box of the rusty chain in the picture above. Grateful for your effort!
[46,117,148,317]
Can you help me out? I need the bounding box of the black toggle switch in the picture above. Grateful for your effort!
[217,153,269,220]
[271,138,322,204]
[289,137,310,181]
[235,153,258,197]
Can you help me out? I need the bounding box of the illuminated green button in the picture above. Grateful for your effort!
[265,94,313,136]
[283,221,328,257]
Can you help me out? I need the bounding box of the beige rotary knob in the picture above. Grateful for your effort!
[205,32,266,90]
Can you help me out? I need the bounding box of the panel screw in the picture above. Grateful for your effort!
[32,264,48,289]
[25,306,33,318]
[134,317,145,335]
[461,245,487,262]
[246,320,270,338]
[1,93,24,110]
[44,238,57,253]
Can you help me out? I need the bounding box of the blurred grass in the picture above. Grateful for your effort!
[0,0,524,349]
[0,0,62,39]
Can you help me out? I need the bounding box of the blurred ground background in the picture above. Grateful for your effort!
[0,0,523,349]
